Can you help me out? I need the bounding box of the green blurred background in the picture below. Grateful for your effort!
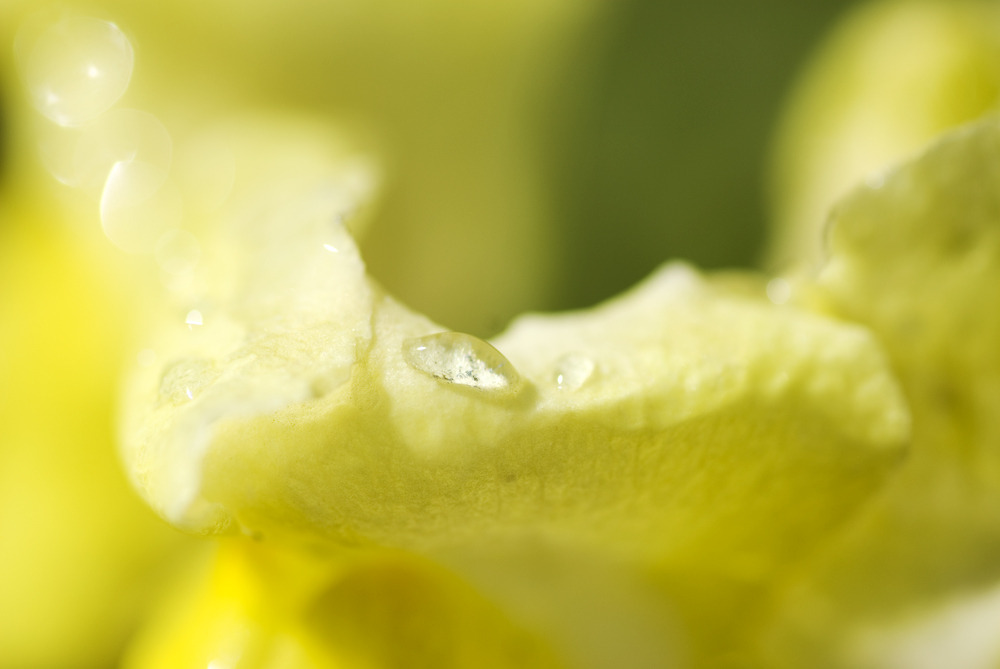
[545,1,859,310]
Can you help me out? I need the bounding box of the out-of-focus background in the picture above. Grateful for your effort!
[541,1,860,311]
[0,0,861,330]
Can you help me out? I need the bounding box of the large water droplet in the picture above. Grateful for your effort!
[765,278,792,306]
[35,123,84,186]
[100,159,182,253]
[403,332,522,394]
[18,15,134,127]
[554,353,595,391]
[76,109,172,193]
[40,109,173,195]
[159,357,217,404]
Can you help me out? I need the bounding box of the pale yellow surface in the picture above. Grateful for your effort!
[768,0,1000,272]
[0,0,599,336]
[6,1,1000,668]
[0,207,198,667]
[760,117,1000,669]
[110,114,911,666]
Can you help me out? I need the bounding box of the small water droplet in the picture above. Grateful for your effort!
[71,108,173,195]
[766,278,792,306]
[864,169,888,190]
[100,159,182,253]
[35,123,83,186]
[185,309,204,328]
[323,243,340,253]
[17,15,134,126]
[403,332,522,394]
[159,357,216,404]
[554,353,595,391]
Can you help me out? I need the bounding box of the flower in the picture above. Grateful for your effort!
[3,2,1000,668]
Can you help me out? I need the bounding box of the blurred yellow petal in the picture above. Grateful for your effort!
[108,114,911,665]
[0,204,199,667]
[125,539,675,669]
[761,117,1000,668]
[768,0,1000,271]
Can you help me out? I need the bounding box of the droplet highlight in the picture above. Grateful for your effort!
[159,357,217,404]
[554,354,595,391]
[18,15,134,126]
[76,108,173,193]
[864,169,889,190]
[185,309,204,328]
[37,108,173,197]
[100,159,182,253]
[403,332,522,394]
[766,278,792,306]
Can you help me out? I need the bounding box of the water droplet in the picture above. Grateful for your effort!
[159,357,216,404]
[341,157,378,202]
[323,243,340,253]
[766,278,792,306]
[70,108,173,195]
[185,309,204,328]
[17,15,134,126]
[554,354,595,391]
[864,169,888,190]
[156,230,201,275]
[403,332,522,394]
[100,159,182,253]
[35,123,83,186]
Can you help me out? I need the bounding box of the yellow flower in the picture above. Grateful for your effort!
[3,1,1000,668]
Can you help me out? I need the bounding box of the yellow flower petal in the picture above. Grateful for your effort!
[0,206,198,667]
[124,539,659,669]
[768,0,1000,271]
[115,117,911,664]
[762,117,1000,667]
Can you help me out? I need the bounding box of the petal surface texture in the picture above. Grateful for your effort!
[762,117,1000,669]
[118,120,912,666]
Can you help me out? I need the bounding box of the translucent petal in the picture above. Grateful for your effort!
[762,118,1000,668]
[118,120,911,664]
